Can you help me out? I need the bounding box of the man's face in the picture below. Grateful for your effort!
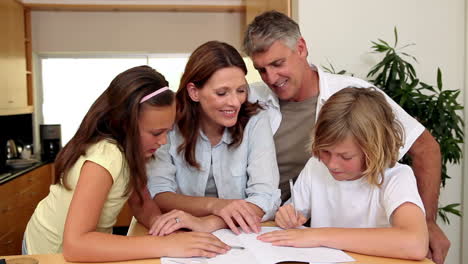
[251,39,308,101]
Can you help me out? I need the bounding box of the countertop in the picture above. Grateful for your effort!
[0,159,51,185]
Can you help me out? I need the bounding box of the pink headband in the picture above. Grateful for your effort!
[140,86,170,103]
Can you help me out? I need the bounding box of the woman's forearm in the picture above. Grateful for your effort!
[155,191,225,216]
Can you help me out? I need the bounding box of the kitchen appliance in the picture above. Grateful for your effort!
[40,124,62,161]
[5,139,19,159]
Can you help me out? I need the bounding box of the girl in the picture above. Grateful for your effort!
[24,66,229,261]
[258,87,429,260]
[145,41,281,236]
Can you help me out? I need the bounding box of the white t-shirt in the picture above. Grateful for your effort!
[292,157,425,228]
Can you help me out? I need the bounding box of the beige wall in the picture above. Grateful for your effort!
[31,11,244,53]
[297,0,465,263]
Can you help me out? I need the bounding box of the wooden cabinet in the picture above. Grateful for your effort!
[0,0,33,116]
[246,0,292,25]
[0,164,54,256]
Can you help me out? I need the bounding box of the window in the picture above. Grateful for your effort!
[39,55,261,145]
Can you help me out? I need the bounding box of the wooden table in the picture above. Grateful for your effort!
[2,220,435,264]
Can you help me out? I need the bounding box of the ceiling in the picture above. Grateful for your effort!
[19,0,244,5]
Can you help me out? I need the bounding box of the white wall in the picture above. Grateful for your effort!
[296,1,465,263]
[31,11,244,53]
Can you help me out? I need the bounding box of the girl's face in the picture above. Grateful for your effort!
[318,135,365,181]
[138,102,176,158]
[188,66,248,134]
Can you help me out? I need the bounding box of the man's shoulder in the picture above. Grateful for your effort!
[321,71,374,92]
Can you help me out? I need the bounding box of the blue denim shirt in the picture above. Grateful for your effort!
[147,110,281,220]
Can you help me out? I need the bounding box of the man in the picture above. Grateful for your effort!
[243,10,450,264]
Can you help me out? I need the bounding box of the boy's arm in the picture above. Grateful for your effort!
[259,202,428,260]
[319,202,428,260]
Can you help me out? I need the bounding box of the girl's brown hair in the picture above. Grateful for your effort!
[311,87,404,186]
[176,41,261,169]
[54,65,174,199]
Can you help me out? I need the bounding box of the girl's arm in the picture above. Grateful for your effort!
[128,186,162,229]
[259,202,428,260]
[62,161,229,262]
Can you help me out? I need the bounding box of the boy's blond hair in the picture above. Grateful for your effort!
[311,87,404,186]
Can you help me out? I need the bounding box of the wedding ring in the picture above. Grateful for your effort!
[175,217,180,223]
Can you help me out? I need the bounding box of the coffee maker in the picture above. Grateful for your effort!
[40,124,62,161]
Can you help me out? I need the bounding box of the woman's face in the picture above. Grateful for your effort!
[190,66,248,133]
[138,102,176,158]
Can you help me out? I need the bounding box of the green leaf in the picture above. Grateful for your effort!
[394,26,398,47]
[437,68,443,90]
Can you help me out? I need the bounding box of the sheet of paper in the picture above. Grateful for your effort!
[162,227,355,264]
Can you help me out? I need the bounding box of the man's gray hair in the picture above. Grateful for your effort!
[243,10,301,56]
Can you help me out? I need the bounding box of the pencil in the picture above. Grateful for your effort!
[229,245,245,250]
[289,179,297,217]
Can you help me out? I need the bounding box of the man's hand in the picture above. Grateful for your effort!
[427,220,450,264]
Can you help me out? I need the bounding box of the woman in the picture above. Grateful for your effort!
[146,41,281,236]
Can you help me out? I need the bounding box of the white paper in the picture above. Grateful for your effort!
[162,227,355,264]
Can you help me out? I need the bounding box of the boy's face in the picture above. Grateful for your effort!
[251,39,308,102]
[318,135,365,181]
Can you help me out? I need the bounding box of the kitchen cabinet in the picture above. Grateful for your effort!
[0,0,33,116]
[0,163,54,256]
[0,162,132,256]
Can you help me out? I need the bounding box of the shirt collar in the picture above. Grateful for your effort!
[199,128,233,146]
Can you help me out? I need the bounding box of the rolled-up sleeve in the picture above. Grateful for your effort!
[147,134,178,198]
[244,111,282,221]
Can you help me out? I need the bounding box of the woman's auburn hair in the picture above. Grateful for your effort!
[54,65,174,200]
[176,40,262,169]
[311,87,404,186]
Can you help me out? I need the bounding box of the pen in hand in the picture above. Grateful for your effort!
[289,179,297,218]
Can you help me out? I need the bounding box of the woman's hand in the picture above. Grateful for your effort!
[275,204,308,229]
[149,209,212,236]
[161,232,230,258]
[257,228,320,248]
[211,199,261,235]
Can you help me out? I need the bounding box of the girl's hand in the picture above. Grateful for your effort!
[275,204,307,229]
[149,209,206,236]
[257,228,321,248]
[212,199,261,235]
[161,232,230,258]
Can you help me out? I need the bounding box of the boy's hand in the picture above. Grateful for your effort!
[257,228,320,248]
[275,204,307,229]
